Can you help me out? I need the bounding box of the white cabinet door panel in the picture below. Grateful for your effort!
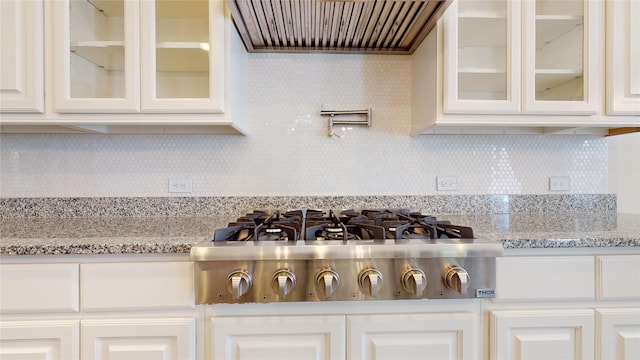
[0,320,79,360]
[490,309,594,360]
[81,318,196,360]
[80,261,194,310]
[51,0,140,113]
[348,312,477,360]
[606,0,640,115]
[522,0,601,114]
[0,0,44,113]
[139,0,227,113]
[0,263,79,313]
[496,256,594,300]
[211,315,345,360]
[597,255,640,300]
[443,0,522,114]
[597,308,640,360]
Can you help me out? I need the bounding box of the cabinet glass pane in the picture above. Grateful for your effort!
[155,0,210,99]
[457,0,508,100]
[534,0,584,101]
[69,0,125,99]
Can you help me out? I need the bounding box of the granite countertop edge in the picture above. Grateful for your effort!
[3,236,640,256]
[1,213,639,256]
[2,236,640,256]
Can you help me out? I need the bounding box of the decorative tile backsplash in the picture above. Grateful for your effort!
[0,54,608,198]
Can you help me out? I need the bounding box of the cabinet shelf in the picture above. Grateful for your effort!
[535,69,582,92]
[156,43,209,72]
[459,11,506,19]
[536,15,582,49]
[70,42,125,71]
[459,70,507,92]
[70,41,209,72]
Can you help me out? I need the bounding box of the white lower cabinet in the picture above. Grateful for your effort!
[489,254,640,360]
[0,320,79,360]
[82,318,196,360]
[348,313,477,360]
[0,318,196,360]
[0,259,197,360]
[490,309,595,360]
[209,310,478,360]
[210,315,346,360]
[3,255,639,360]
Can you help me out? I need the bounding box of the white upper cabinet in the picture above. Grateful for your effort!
[443,0,599,115]
[412,0,640,135]
[606,0,640,115]
[1,0,246,134]
[0,0,44,113]
[53,0,225,114]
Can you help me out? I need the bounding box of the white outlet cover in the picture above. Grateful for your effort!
[437,176,458,191]
[549,176,570,191]
[169,178,193,193]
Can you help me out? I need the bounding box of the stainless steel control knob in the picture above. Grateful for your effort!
[226,271,252,299]
[401,268,427,295]
[271,269,296,299]
[444,266,470,294]
[358,268,384,297]
[315,269,340,297]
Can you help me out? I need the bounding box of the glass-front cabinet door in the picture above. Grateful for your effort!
[443,0,521,114]
[140,0,225,113]
[52,0,140,113]
[52,0,225,114]
[522,0,599,114]
[443,0,599,116]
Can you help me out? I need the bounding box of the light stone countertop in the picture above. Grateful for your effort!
[1,212,639,256]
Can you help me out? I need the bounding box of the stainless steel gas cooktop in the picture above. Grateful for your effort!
[191,209,503,304]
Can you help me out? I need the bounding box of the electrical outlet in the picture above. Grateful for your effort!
[169,178,193,193]
[437,176,458,191]
[549,176,570,191]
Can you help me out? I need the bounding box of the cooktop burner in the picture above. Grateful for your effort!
[214,210,303,242]
[214,209,473,242]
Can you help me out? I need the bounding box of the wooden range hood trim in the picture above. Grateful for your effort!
[226,0,452,54]
[607,127,640,136]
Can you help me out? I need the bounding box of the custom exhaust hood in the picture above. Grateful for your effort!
[226,0,452,54]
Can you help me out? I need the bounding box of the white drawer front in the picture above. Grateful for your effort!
[0,263,79,313]
[496,256,595,300]
[80,262,194,310]
[598,255,640,300]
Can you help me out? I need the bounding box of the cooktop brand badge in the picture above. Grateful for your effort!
[476,289,496,298]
